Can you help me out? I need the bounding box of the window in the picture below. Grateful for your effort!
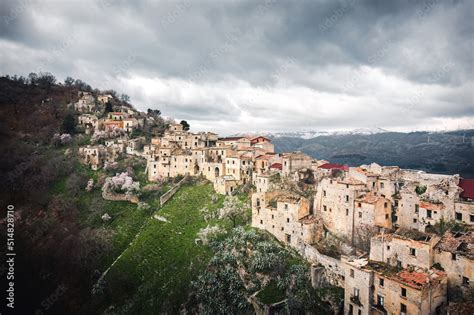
[456,212,463,221]
[323,205,327,212]
[471,215,474,223]
[381,182,385,189]
[427,210,432,218]
[346,209,349,216]
[286,234,291,243]
[285,204,289,210]
[323,190,326,197]
[385,214,389,219]
[415,204,419,213]
[401,303,407,314]
[358,202,362,207]
[452,253,457,260]
[372,182,376,187]
[377,294,384,306]
[260,220,263,224]
[358,310,361,315]
[353,288,359,297]
[358,212,362,218]
[462,277,470,287]
[384,202,388,208]
[350,269,354,278]
[271,215,274,219]
[410,248,416,256]
[413,218,417,223]
[287,218,290,223]
[345,195,349,202]
[401,287,407,297]
[387,245,390,251]
[281,227,284,231]
[379,278,384,287]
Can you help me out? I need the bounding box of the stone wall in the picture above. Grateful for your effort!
[160,176,188,206]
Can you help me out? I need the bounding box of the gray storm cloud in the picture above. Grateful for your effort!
[0,0,472,134]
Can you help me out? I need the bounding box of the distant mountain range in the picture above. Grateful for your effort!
[246,127,390,139]
[264,129,474,178]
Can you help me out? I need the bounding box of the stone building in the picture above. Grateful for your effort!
[434,230,474,299]
[343,257,447,315]
[370,230,440,270]
[281,151,313,177]
[251,191,318,248]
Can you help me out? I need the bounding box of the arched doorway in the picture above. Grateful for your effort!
[214,167,220,178]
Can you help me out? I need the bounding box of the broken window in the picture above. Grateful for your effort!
[377,294,384,306]
[401,303,407,314]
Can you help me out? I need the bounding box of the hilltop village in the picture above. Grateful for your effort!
[73,91,474,315]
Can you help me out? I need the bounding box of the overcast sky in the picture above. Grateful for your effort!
[1,0,473,135]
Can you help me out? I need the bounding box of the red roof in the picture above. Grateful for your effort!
[318,163,348,171]
[459,179,474,199]
[250,136,271,144]
[270,163,282,170]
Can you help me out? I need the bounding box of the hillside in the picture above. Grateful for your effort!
[270,131,474,178]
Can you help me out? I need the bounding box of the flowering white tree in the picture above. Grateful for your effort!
[91,127,125,144]
[52,133,72,146]
[196,225,224,245]
[218,196,248,227]
[103,172,140,194]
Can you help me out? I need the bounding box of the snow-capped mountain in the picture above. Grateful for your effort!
[234,127,389,139]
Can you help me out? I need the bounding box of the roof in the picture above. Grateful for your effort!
[356,192,384,204]
[420,201,444,211]
[435,230,474,259]
[319,163,348,171]
[270,163,282,170]
[250,136,271,144]
[218,136,244,141]
[459,178,474,199]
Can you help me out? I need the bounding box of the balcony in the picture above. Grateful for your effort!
[371,304,387,315]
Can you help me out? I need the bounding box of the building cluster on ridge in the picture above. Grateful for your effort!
[73,91,474,314]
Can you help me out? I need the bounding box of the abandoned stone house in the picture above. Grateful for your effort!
[97,94,113,104]
[79,145,121,170]
[78,114,99,134]
[281,151,313,177]
[454,179,474,225]
[79,145,103,170]
[343,256,447,315]
[251,191,319,247]
[434,230,474,298]
[370,230,440,270]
